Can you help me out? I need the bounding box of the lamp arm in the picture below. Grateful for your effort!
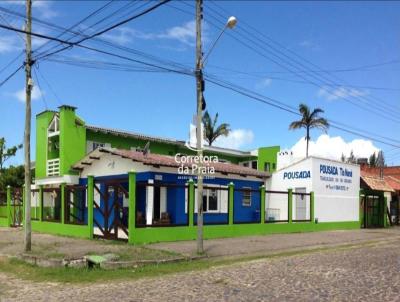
[202,25,227,67]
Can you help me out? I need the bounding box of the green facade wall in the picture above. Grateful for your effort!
[36,106,261,178]
[0,205,7,217]
[0,217,8,227]
[35,111,56,178]
[86,130,253,164]
[31,221,89,238]
[131,221,360,244]
[87,130,182,157]
[59,106,86,176]
[257,146,280,173]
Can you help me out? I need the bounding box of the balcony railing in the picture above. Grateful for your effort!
[47,158,60,176]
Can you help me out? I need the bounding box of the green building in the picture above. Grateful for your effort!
[35,105,280,186]
[0,105,364,243]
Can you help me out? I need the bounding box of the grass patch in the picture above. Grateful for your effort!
[0,239,385,284]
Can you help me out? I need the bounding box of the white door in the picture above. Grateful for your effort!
[295,187,307,220]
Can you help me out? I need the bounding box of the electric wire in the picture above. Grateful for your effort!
[34,0,171,61]
[33,0,115,58]
[0,64,24,88]
[204,75,400,149]
[207,0,400,113]
[34,64,62,106]
[1,5,398,150]
[196,1,400,120]
[32,67,48,109]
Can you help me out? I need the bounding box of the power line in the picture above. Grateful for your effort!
[35,0,171,61]
[0,13,25,43]
[206,65,400,92]
[174,1,400,117]
[203,72,400,144]
[0,64,23,88]
[201,1,400,120]
[7,22,397,149]
[204,75,400,149]
[32,67,48,109]
[45,54,168,73]
[0,5,194,75]
[34,64,62,106]
[32,0,115,58]
[0,22,194,74]
[1,8,398,149]
[0,51,24,76]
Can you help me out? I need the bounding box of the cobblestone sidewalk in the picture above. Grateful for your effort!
[150,227,400,258]
[1,235,400,301]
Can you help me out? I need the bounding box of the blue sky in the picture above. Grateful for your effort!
[0,0,399,166]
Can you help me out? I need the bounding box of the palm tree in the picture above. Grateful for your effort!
[289,103,329,157]
[202,111,231,146]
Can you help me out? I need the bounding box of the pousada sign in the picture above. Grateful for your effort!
[283,170,311,180]
[320,164,353,177]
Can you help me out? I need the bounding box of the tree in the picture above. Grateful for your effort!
[202,111,231,146]
[0,138,22,172]
[0,165,25,191]
[289,104,329,157]
[347,150,357,164]
[340,153,346,163]
[369,152,377,167]
[376,150,385,167]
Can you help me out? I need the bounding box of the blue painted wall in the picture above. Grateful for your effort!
[233,183,262,223]
[80,172,264,227]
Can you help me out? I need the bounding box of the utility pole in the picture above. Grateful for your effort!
[195,0,204,254]
[24,0,32,252]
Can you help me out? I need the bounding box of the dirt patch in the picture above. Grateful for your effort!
[0,228,179,262]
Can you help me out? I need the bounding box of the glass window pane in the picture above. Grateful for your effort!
[209,189,218,211]
[202,193,207,212]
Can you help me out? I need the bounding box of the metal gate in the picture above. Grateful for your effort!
[11,188,23,227]
[390,197,399,225]
[361,194,384,228]
[93,181,129,240]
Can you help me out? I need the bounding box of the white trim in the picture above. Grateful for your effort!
[35,175,79,186]
[160,187,167,214]
[193,184,228,214]
[146,179,154,225]
[48,131,60,138]
[241,187,252,207]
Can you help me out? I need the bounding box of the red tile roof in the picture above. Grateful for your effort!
[386,176,400,191]
[73,148,269,179]
[361,175,394,192]
[360,170,395,192]
[361,166,400,177]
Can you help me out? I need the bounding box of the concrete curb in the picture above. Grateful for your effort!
[15,253,206,269]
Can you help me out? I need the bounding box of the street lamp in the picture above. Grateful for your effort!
[202,16,238,67]
[195,0,237,254]
[201,15,238,110]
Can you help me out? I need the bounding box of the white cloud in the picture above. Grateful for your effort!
[13,86,42,103]
[158,20,198,46]
[256,78,272,89]
[318,86,368,101]
[103,28,154,45]
[6,1,57,19]
[103,20,208,48]
[290,134,379,160]
[299,39,320,51]
[214,129,254,150]
[0,36,21,53]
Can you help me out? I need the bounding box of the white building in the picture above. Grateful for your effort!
[266,155,360,223]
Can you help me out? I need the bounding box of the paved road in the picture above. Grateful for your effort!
[1,236,400,301]
[150,228,400,258]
